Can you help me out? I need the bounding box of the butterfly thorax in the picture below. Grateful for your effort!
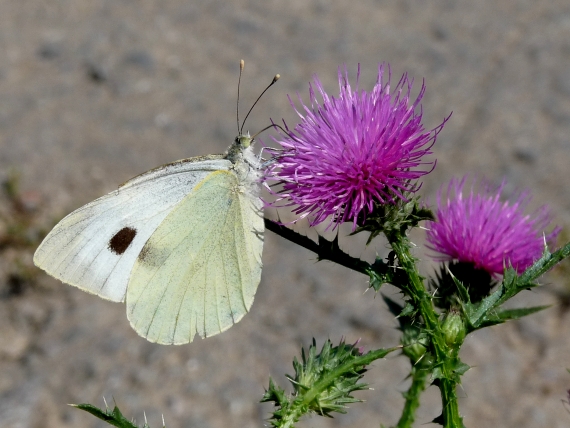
[225,133,262,187]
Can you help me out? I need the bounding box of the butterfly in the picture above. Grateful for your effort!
[34,133,264,345]
[34,61,276,345]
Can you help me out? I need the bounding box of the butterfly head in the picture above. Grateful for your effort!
[225,132,255,163]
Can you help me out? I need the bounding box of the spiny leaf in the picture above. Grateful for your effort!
[262,339,397,427]
[465,244,570,328]
[519,242,570,283]
[71,403,159,428]
[472,305,551,331]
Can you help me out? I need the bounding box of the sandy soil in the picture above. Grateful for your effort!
[1,1,570,427]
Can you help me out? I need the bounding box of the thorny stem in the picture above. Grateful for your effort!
[264,219,371,275]
[396,364,430,428]
[389,236,464,428]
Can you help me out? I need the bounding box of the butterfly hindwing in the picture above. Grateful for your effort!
[126,169,264,345]
[33,157,230,302]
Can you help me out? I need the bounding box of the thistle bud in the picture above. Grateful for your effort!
[441,309,466,347]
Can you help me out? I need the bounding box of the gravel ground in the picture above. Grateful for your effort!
[1,1,570,427]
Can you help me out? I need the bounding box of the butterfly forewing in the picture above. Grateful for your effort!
[126,169,263,345]
[33,157,229,302]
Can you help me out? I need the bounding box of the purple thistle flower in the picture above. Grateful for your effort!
[426,177,560,276]
[265,64,448,229]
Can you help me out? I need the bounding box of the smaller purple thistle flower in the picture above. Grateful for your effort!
[426,177,560,277]
[265,64,448,229]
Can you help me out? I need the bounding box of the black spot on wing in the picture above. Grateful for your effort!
[137,243,169,267]
[109,227,137,255]
[137,244,153,265]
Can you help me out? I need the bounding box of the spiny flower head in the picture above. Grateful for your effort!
[265,64,448,229]
[426,177,560,276]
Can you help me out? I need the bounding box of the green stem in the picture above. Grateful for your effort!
[396,365,429,428]
[389,237,464,428]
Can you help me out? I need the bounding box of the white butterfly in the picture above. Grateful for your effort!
[34,132,265,345]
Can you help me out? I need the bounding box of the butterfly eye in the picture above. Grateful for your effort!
[238,135,253,148]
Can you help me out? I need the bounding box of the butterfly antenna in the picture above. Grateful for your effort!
[251,123,287,140]
[240,72,280,135]
[237,59,245,134]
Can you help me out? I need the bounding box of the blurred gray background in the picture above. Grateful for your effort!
[1,1,570,427]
